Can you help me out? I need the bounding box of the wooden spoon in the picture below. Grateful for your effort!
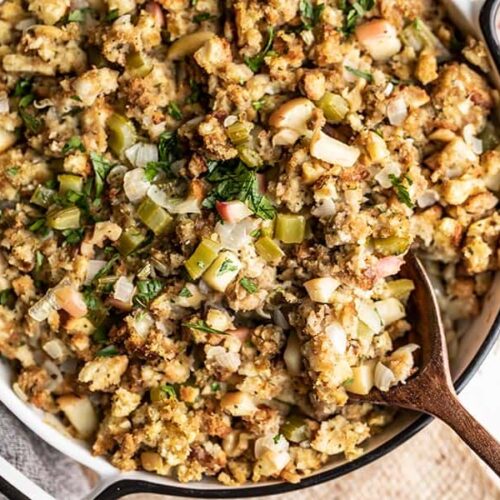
[359,253,500,475]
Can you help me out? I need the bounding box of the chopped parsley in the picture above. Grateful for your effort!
[345,65,373,82]
[217,259,238,276]
[92,326,108,344]
[62,228,84,244]
[6,166,18,176]
[182,321,227,335]
[35,251,44,272]
[28,218,47,234]
[146,131,182,175]
[105,9,119,22]
[92,254,120,283]
[210,382,220,392]
[16,89,42,133]
[160,384,177,399]
[13,78,32,97]
[299,0,325,30]
[388,174,414,208]
[179,287,193,298]
[202,161,276,220]
[273,434,282,444]
[167,102,182,120]
[193,12,216,23]
[186,79,202,104]
[62,136,85,155]
[341,0,374,35]
[134,279,163,307]
[96,345,119,357]
[250,229,261,238]
[90,153,113,197]
[239,277,258,294]
[67,8,91,23]
[0,289,15,309]
[144,163,160,182]
[245,27,275,73]
[251,99,265,111]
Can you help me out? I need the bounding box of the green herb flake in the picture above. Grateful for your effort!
[273,434,282,444]
[251,99,265,111]
[13,78,32,98]
[341,0,374,35]
[182,321,226,335]
[239,277,258,294]
[62,228,84,244]
[6,166,18,176]
[210,382,220,392]
[193,12,216,23]
[90,152,113,197]
[92,326,108,344]
[167,102,182,120]
[96,345,119,357]
[144,163,159,182]
[179,287,193,298]
[250,229,261,238]
[202,161,275,220]
[160,384,177,399]
[92,254,120,283]
[134,279,163,307]
[62,136,85,155]
[35,251,44,272]
[28,218,46,233]
[299,0,325,30]
[245,27,275,73]
[345,65,373,82]
[67,8,90,23]
[217,259,238,276]
[0,289,15,309]
[388,174,414,209]
[105,8,119,22]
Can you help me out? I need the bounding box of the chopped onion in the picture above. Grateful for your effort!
[85,260,107,284]
[43,339,68,360]
[374,162,401,189]
[310,130,360,167]
[255,434,289,459]
[215,218,258,251]
[374,298,406,326]
[206,346,241,372]
[325,322,347,354]
[113,276,135,303]
[147,185,201,214]
[304,277,340,303]
[393,343,419,356]
[0,93,9,114]
[356,300,383,334]
[375,256,404,280]
[384,82,394,97]
[417,190,439,208]
[29,293,59,322]
[272,128,300,146]
[43,360,63,392]
[311,198,336,217]
[223,115,238,127]
[107,165,128,188]
[387,96,407,126]
[374,361,395,391]
[284,332,302,375]
[133,312,154,338]
[123,168,150,203]
[125,143,158,168]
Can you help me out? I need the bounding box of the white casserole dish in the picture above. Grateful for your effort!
[0,1,499,498]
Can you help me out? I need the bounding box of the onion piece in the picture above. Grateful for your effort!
[125,143,158,168]
[375,256,404,280]
[310,130,360,167]
[113,277,135,304]
[133,312,154,338]
[374,163,401,189]
[374,361,395,391]
[356,300,383,334]
[311,198,336,217]
[268,98,316,134]
[0,93,9,114]
[29,293,59,322]
[145,1,165,27]
[85,260,107,284]
[147,185,201,214]
[304,277,340,303]
[273,308,289,330]
[272,128,300,146]
[215,218,258,251]
[387,96,407,126]
[123,168,150,203]
[374,298,406,326]
[325,322,347,354]
[284,332,302,375]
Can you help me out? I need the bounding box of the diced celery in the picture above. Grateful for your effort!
[58,174,83,194]
[386,279,415,300]
[255,236,285,264]
[238,146,263,168]
[185,238,221,279]
[107,113,136,157]
[281,414,311,443]
[47,206,80,230]
[261,219,274,238]
[137,197,173,235]
[226,121,252,145]
[317,92,349,123]
[202,251,241,292]
[126,51,153,78]
[275,214,306,244]
[118,228,145,256]
[30,185,55,208]
[372,235,410,256]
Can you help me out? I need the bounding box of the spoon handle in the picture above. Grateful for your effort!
[424,387,500,476]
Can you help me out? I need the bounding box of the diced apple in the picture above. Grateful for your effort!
[57,395,98,439]
[344,360,376,395]
[215,200,252,223]
[54,287,88,318]
[356,19,402,61]
[269,98,316,134]
[310,130,360,167]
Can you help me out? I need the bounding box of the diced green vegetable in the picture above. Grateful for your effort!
[479,122,499,151]
[118,228,146,256]
[261,219,274,238]
[126,51,153,78]
[372,235,410,256]
[386,279,415,300]
[237,146,263,168]
[58,174,83,194]
[317,92,349,123]
[275,214,306,244]
[30,185,55,208]
[184,238,221,280]
[107,113,136,157]
[203,251,241,292]
[150,384,177,402]
[47,206,81,230]
[226,121,252,145]
[255,236,285,264]
[137,197,173,235]
[281,414,311,443]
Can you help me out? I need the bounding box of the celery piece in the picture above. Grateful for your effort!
[118,228,145,256]
[184,238,221,279]
[47,206,80,230]
[255,236,284,264]
[107,113,136,157]
[275,214,306,244]
[137,197,173,235]
[58,174,83,194]
[30,185,55,208]
[317,92,349,123]
[372,235,410,256]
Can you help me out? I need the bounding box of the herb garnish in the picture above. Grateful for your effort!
[179,287,193,298]
[193,12,216,23]
[202,161,275,220]
[67,8,91,23]
[182,321,227,335]
[299,0,325,30]
[388,174,414,208]
[62,136,85,155]
[167,102,182,120]
[62,228,84,244]
[105,9,119,22]
[134,279,163,307]
[159,384,177,399]
[240,277,258,293]
[96,345,119,357]
[210,382,220,392]
[92,254,120,283]
[341,0,374,35]
[273,434,282,444]
[90,153,113,197]
[245,27,275,73]
[345,65,373,82]
[14,80,42,133]
[0,289,15,309]
[146,131,182,175]
[217,259,238,276]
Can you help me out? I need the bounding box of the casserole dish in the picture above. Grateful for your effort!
[0,0,499,498]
